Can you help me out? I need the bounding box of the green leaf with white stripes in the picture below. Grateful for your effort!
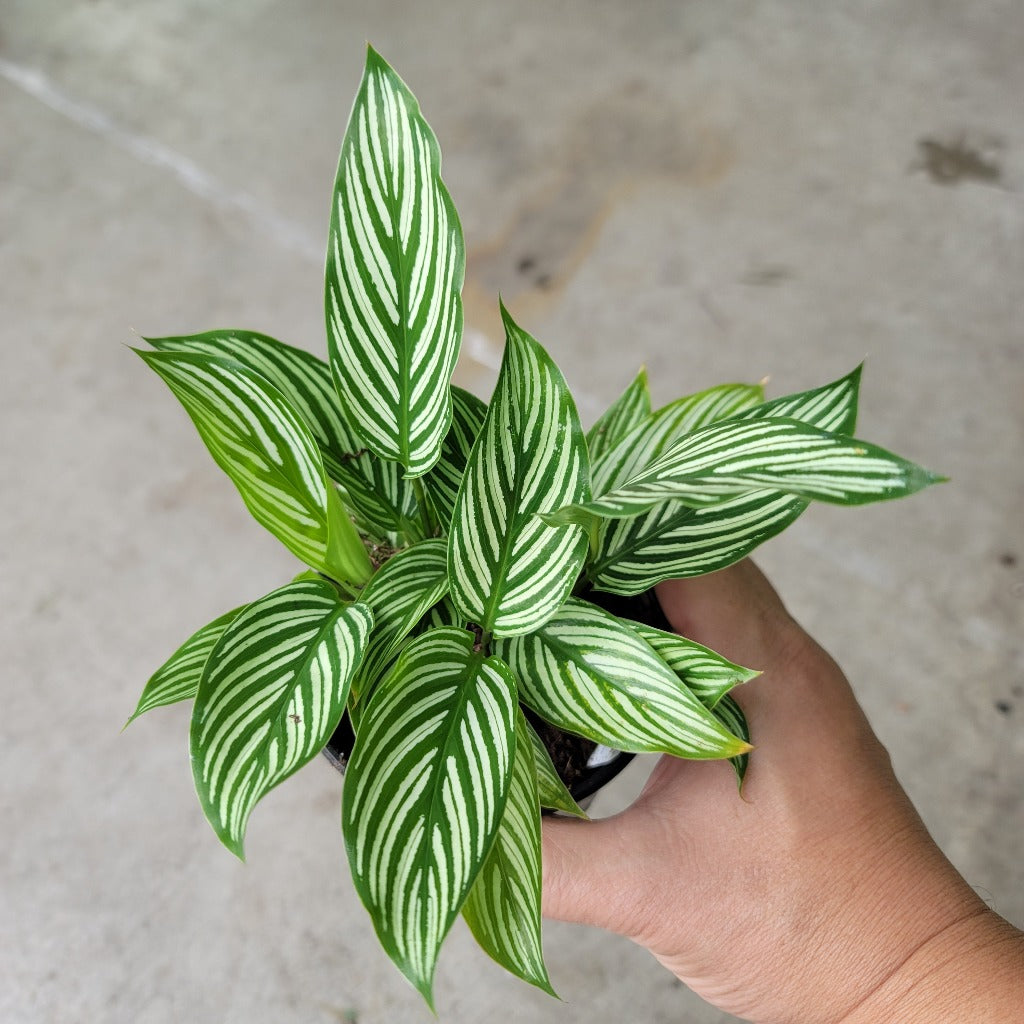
[448,306,589,636]
[588,368,865,593]
[591,382,765,496]
[350,538,449,702]
[326,47,464,477]
[191,580,372,858]
[126,605,246,726]
[417,594,465,632]
[495,599,749,758]
[713,694,751,790]
[525,718,587,818]
[147,331,421,544]
[137,350,372,584]
[735,364,861,435]
[591,491,809,594]
[624,620,759,710]
[586,367,652,464]
[423,386,487,530]
[555,417,942,526]
[462,706,554,995]
[342,628,516,1006]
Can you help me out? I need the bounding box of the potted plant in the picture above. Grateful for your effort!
[127,47,942,1006]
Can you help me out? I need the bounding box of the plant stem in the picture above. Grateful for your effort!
[412,477,439,537]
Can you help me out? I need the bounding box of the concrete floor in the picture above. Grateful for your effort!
[2,2,1022,1021]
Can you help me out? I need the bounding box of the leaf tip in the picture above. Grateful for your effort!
[534,973,560,1000]
[408,972,438,1015]
[363,42,388,72]
[215,829,247,862]
[908,465,949,495]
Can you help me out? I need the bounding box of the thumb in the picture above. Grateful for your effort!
[541,814,634,932]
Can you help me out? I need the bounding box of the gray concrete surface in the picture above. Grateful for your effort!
[2,2,1022,1022]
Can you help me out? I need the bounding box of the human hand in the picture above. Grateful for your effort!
[542,561,1024,1023]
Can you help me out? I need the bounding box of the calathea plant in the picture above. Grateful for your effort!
[127,47,942,1006]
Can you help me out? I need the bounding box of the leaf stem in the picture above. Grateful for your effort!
[322,572,360,601]
[586,518,602,568]
[412,477,439,537]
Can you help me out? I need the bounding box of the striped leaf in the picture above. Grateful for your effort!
[326,46,464,477]
[713,694,751,790]
[495,599,749,758]
[463,706,554,995]
[625,620,759,710]
[585,367,652,464]
[342,628,516,1005]
[588,368,865,593]
[350,538,449,701]
[735,364,861,434]
[591,491,809,594]
[191,580,372,857]
[554,417,942,525]
[138,350,372,584]
[591,382,765,496]
[448,306,590,637]
[417,594,465,632]
[525,718,586,818]
[423,386,487,530]
[148,331,421,544]
[126,605,245,725]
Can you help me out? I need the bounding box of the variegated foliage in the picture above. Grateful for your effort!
[127,605,245,725]
[132,46,946,1011]
[585,366,651,464]
[326,46,464,477]
[590,381,766,497]
[423,386,487,529]
[137,349,371,586]
[462,706,554,994]
[557,416,939,524]
[350,538,449,703]
[148,331,421,544]
[584,369,882,593]
[713,694,751,789]
[496,599,750,758]
[342,628,516,1005]
[448,306,590,636]
[623,619,759,710]
[525,718,587,818]
[191,579,372,857]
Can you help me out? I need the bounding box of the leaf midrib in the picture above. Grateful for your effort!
[404,646,505,974]
[480,435,528,634]
[238,598,349,785]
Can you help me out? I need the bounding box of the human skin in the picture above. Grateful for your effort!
[541,561,1024,1023]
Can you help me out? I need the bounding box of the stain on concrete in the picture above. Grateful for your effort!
[998,551,1017,568]
[914,135,1003,186]
[463,81,733,339]
[741,263,794,287]
[319,1006,359,1024]
[994,700,1013,715]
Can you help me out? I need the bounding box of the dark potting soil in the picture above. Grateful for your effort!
[522,709,596,791]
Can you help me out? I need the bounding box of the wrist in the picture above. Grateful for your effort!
[838,908,1024,1024]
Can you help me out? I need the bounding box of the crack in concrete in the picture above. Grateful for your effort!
[0,56,323,263]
